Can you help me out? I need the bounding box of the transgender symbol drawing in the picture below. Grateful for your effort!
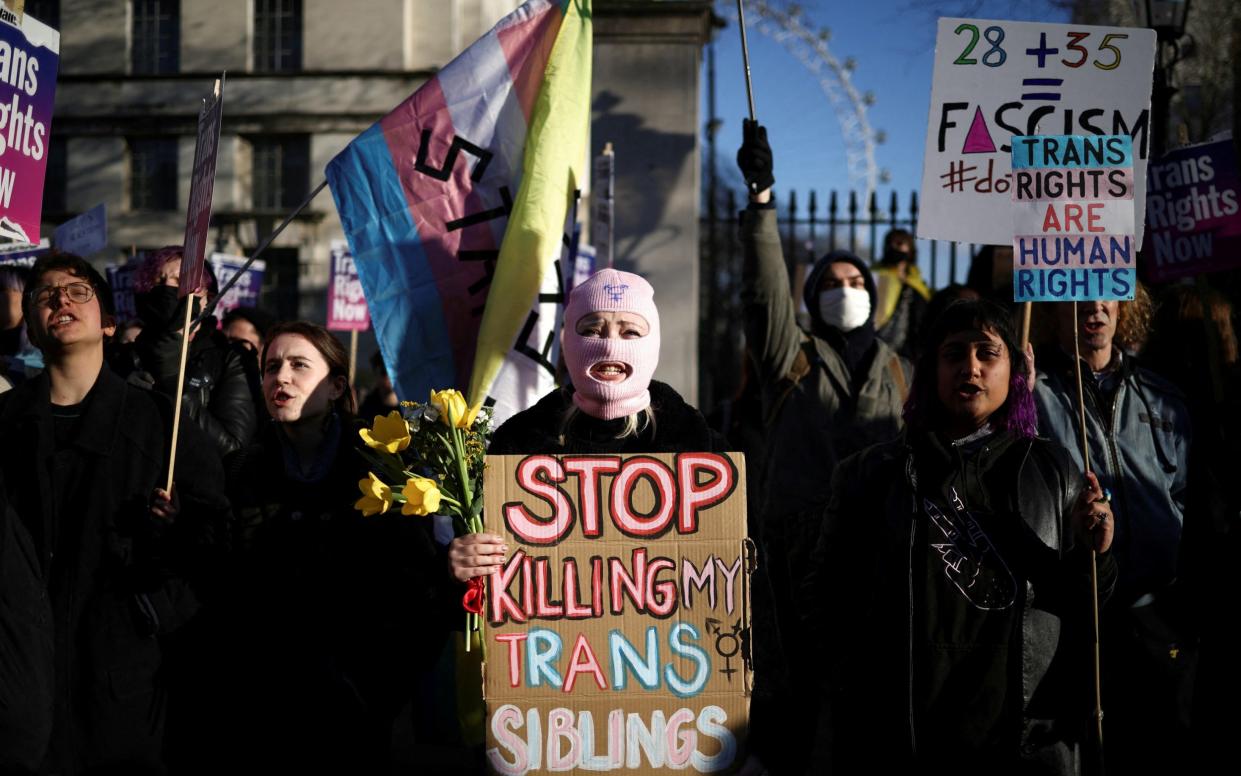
[706,618,745,681]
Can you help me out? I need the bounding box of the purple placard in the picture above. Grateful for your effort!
[1143,138,1241,282]
[209,252,265,316]
[106,263,140,323]
[326,240,370,331]
[0,11,59,246]
[179,76,224,298]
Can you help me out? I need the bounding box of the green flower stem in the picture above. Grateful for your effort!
[447,408,476,532]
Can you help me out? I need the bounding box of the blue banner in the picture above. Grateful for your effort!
[53,203,107,256]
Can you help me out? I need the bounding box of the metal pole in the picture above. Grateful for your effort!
[736,0,757,122]
[196,179,328,324]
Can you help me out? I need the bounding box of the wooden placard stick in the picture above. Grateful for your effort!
[1071,299,1104,744]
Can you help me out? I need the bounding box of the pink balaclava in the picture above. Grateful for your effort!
[561,269,661,421]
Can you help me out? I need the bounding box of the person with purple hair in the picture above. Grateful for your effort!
[803,299,1116,775]
[110,245,262,459]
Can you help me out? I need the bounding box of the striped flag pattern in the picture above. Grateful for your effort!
[326,0,591,422]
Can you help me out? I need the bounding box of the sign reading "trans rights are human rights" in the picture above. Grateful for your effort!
[1010,134,1136,302]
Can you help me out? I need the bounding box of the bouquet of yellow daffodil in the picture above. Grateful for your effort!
[354,388,491,650]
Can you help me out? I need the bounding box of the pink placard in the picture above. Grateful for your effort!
[179,77,224,297]
[327,241,370,331]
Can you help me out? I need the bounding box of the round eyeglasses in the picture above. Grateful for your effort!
[28,282,96,306]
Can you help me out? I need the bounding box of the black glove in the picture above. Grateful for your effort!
[736,119,775,193]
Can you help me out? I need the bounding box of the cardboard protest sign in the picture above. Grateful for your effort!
[209,252,265,316]
[53,203,106,256]
[0,7,58,246]
[326,240,369,331]
[918,18,1154,247]
[1011,134,1136,302]
[482,452,751,775]
[179,76,224,298]
[105,263,140,322]
[1142,138,1241,282]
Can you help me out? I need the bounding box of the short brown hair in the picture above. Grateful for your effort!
[261,321,357,416]
[24,251,116,328]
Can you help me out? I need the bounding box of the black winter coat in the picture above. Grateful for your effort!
[488,380,727,455]
[113,325,262,458]
[805,429,1116,775]
[198,420,458,774]
[0,485,52,775]
[0,365,229,776]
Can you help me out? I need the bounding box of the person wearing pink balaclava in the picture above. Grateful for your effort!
[449,269,727,584]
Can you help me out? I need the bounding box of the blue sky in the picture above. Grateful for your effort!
[702,1,1073,281]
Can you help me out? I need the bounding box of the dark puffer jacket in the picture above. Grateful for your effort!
[805,429,1116,775]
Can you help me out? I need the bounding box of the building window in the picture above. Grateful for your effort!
[23,0,60,29]
[129,137,178,211]
[251,135,309,210]
[254,0,302,72]
[255,246,300,321]
[43,134,66,215]
[131,0,180,74]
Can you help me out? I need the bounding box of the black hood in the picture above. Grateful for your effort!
[803,250,880,376]
[803,250,878,333]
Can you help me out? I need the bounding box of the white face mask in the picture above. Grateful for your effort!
[818,286,871,331]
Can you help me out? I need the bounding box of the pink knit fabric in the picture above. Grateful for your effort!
[561,269,661,420]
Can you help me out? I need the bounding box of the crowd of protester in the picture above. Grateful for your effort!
[0,124,1237,775]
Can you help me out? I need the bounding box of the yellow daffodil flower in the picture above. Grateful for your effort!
[401,475,443,516]
[359,410,412,453]
[430,388,477,429]
[354,473,393,516]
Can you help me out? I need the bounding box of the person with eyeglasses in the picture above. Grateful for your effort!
[0,252,229,775]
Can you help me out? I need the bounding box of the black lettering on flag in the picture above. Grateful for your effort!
[540,258,566,305]
[414,130,493,182]
[446,187,514,232]
[515,310,557,377]
[459,249,497,317]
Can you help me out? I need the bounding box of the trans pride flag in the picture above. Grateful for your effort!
[326,0,591,423]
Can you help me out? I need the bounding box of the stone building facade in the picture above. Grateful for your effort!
[36,0,712,400]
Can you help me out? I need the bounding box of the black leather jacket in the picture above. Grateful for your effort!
[804,429,1116,775]
[112,325,262,458]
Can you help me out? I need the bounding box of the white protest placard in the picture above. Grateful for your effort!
[1011,134,1136,302]
[918,18,1155,247]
